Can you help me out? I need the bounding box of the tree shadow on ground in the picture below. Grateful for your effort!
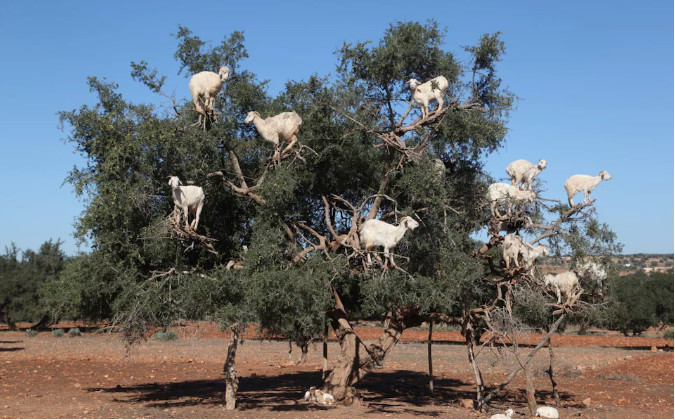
[87,368,580,415]
[86,369,482,415]
[0,347,24,352]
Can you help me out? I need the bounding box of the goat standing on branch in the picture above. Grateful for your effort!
[245,111,303,161]
[564,171,612,206]
[168,176,205,232]
[359,216,419,270]
[189,65,230,128]
[506,159,547,191]
[487,182,536,217]
[405,76,449,120]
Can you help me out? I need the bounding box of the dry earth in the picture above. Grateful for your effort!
[0,330,672,419]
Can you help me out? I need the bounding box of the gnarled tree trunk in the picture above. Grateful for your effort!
[322,289,423,403]
[223,328,240,410]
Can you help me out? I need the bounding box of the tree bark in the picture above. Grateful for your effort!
[223,329,240,410]
[428,322,434,396]
[322,290,423,403]
[546,336,560,406]
[322,321,329,381]
[466,326,485,410]
[520,356,537,417]
[29,314,52,331]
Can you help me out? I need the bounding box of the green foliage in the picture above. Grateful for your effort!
[151,330,179,341]
[52,329,65,337]
[603,271,674,335]
[68,328,82,337]
[25,328,38,337]
[664,329,673,340]
[0,240,66,324]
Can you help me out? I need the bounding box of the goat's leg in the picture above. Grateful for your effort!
[555,286,562,304]
[182,207,190,230]
[281,135,298,155]
[382,249,390,272]
[365,245,374,265]
[435,95,444,114]
[387,248,397,269]
[192,201,204,232]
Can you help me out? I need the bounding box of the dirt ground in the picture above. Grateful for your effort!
[0,332,672,419]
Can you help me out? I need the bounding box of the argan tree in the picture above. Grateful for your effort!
[52,21,619,410]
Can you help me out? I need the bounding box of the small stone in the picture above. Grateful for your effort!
[651,346,657,353]
[582,398,592,407]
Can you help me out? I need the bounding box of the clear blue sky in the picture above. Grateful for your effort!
[0,1,672,255]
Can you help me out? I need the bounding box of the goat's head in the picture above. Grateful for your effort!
[405,78,419,89]
[599,170,612,181]
[543,274,554,287]
[218,65,230,80]
[400,216,420,231]
[244,111,259,124]
[167,176,182,189]
[505,409,515,418]
[538,245,550,257]
[520,190,537,202]
[537,159,547,170]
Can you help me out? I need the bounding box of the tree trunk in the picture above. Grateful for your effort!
[428,322,434,396]
[296,343,309,365]
[223,329,240,410]
[29,314,52,331]
[322,295,423,403]
[466,326,485,410]
[522,359,537,417]
[322,321,329,381]
[545,336,560,406]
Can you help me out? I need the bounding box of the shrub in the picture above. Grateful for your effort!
[151,330,178,341]
[52,329,65,337]
[68,328,82,337]
[664,329,674,340]
[26,328,38,337]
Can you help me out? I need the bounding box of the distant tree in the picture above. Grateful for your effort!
[604,271,674,335]
[0,240,66,328]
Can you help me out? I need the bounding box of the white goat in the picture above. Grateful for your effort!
[535,406,559,419]
[502,235,549,269]
[406,76,449,119]
[359,216,419,269]
[304,387,334,405]
[506,159,547,191]
[544,271,579,304]
[188,65,230,125]
[486,183,536,217]
[168,176,205,231]
[244,111,302,160]
[574,260,607,296]
[491,409,515,419]
[564,171,612,206]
